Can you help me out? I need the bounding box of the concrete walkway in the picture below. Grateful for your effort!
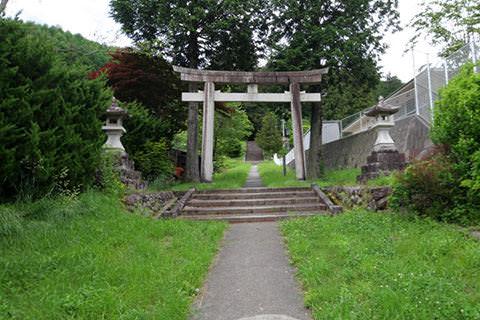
[190,222,310,320]
[243,164,264,188]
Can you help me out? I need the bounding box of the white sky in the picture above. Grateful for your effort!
[5,0,439,83]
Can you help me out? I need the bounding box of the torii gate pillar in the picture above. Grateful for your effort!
[202,82,215,182]
[290,82,306,180]
[173,66,328,182]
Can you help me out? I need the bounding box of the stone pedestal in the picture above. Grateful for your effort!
[118,153,148,191]
[356,150,406,184]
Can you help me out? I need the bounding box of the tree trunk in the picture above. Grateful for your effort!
[307,99,324,179]
[185,84,200,182]
[184,31,201,182]
[0,0,9,14]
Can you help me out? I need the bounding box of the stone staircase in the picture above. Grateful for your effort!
[178,186,328,222]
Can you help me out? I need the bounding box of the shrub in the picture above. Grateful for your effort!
[0,19,111,201]
[430,64,480,206]
[390,147,479,224]
[390,64,480,225]
[133,140,173,182]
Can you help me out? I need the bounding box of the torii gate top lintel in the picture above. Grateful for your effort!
[172,66,329,84]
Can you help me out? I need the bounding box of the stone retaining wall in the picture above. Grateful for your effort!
[322,115,433,170]
[124,191,184,217]
[322,186,392,211]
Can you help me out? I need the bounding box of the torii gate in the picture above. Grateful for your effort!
[173,66,329,182]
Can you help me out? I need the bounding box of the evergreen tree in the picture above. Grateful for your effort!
[0,19,111,201]
[255,112,283,160]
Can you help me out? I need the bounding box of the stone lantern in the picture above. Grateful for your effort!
[365,96,400,151]
[102,97,128,152]
[356,96,406,184]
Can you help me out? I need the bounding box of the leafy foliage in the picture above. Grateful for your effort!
[215,104,254,158]
[133,140,173,183]
[268,0,400,120]
[409,0,480,57]
[0,19,111,201]
[255,112,283,159]
[90,49,187,150]
[11,22,111,69]
[391,66,480,224]
[376,74,404,99]
[109,0,270,70]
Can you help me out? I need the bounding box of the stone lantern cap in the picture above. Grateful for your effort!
[365,96,400,117]
[105,97,128,117]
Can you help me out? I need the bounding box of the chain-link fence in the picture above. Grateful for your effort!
[339,38,480,138]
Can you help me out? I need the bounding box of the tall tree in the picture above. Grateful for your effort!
[410,0,480,57]
[110,0,270,181]
[255,112,283,160]
[269,0,400,178]
[376,73,404,98]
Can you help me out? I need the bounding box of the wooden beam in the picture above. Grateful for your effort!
[290,82,306,180]
[173,66,329,84]
[181,91,322,103]
[201,82,215,182]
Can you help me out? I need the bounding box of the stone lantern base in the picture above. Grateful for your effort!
[356,150,407,184]
[96,151,148,191]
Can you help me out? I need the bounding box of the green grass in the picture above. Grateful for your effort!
[366,172,396,187]
[258,161,361,187]
[0,191,227,319]
[155,159,251,191]
[281,211,480,319]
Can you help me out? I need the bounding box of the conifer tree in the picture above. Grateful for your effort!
[255,112,283,160]
[0,19,111,201]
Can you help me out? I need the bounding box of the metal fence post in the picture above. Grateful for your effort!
[471,38,478,74]
[412,49,420,116]
[426,53,434,120]
[444,59,449,84]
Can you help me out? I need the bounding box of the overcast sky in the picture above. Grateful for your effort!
[5,0,439,82]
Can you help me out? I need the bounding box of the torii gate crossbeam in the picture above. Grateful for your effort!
[173,66,329,182]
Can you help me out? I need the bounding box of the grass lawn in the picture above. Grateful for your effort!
[258,161,361,187]
[153,159,251,191]
[281,211,480,319]
[0,191,227,319]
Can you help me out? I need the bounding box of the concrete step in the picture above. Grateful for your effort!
[187,197,320,207]
[178,212,325,223]
[187,197,319,208]
[195,187,311,194]
[192,190,315,200]
[182,203,327,215]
